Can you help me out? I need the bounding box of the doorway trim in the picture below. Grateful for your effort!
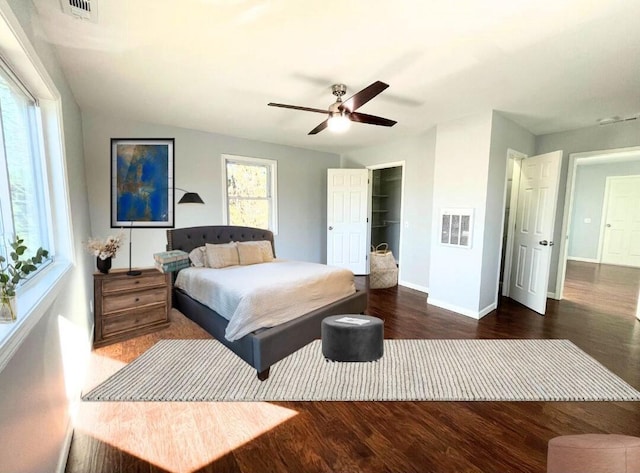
[366,161,406,284]
[501,148,527,297]
[555,145,640,300]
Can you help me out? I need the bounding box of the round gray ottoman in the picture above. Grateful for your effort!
[321,315,384,362]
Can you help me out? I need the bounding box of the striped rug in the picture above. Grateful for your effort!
[83,339,640,402]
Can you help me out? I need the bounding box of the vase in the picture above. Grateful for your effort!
[96,256,112,274]
[0,296,16,323]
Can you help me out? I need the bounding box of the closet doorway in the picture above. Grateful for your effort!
[369,163,404,268]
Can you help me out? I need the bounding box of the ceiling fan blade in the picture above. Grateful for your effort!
[340,81,389,112]
[308,120,329,135]
[268,103,329,115]
[349,112,397,127]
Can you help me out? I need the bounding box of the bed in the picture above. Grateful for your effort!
[166,225,368,380]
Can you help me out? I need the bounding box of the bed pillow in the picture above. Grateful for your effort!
[236,240,274,262]
[205,242,240,269]
[256,240,275,262]
[188,246,206,268]
[237,242,264,265]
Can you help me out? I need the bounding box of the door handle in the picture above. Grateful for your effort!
[328,226,333,231]
[539,240,549,246]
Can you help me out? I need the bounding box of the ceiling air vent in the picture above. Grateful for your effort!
[61,0,98,23]
[598,114,639,126]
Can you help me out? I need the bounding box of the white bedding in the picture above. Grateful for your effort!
[175,260,356,341]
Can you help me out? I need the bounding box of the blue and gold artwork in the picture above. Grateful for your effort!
[112,139,174,227]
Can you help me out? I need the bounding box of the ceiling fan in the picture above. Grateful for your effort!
[268,81,397,135]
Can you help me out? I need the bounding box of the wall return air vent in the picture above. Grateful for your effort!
[61,0,98,23]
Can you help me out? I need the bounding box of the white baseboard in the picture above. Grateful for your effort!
[427,298,493,320]
[398,280,428,293]
[56,419,73,473]
[567,256,599,263]
[547,291,559,300]
[478,302,497,318]
[89,322,95,346]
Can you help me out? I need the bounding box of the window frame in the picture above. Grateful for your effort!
[0,6,75,371]
[221,154,278,234]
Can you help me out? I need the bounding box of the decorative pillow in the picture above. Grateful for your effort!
[188,246,206,268]
[237,242,264,265]
[205,242,239,269]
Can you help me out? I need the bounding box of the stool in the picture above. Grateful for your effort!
[321,315,383,362]
[547,434,640,473]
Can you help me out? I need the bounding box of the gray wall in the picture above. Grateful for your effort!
[82,110,340,267]
[0,2,94,472]
[341,129,437,291]
[536,120,640,291]
[569,161,640,260]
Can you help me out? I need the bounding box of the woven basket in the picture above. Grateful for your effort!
[370,243,398,289]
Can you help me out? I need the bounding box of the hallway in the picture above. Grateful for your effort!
[563,260,640,318]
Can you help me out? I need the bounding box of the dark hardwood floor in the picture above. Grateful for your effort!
[66,262,640,473]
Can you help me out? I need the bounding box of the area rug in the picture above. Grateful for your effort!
[83,339,640,402]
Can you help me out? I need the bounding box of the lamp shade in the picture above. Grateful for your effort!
[178,192,204,204]
[327,114,351,133]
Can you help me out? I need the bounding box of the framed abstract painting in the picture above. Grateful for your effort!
[111,138,175,228]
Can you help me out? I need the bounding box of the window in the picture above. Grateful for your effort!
[222,155,278,232]
[0,10,74,366]
[0,62,50,261]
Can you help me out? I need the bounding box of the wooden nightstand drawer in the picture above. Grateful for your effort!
[102,304,168,338]
[94,268,171,348]
[102,271,166,294]
[102,286,167,315]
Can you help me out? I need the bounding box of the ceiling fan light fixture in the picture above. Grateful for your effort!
[268,81,395,135]
[328,113,351,133]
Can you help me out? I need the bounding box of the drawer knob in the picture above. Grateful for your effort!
[135,297,140,302]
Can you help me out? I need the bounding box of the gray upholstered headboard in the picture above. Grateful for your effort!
[166,225,275,257]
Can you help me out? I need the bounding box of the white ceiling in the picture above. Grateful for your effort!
[33,0,640,154]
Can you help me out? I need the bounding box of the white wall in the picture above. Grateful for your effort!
[428,112,493,316]
[535,120,640,290]
[427,111,535,317]
[82,110,340,268]
[341,129,436,292]
[0,1,94,472]
[569,160,640,260]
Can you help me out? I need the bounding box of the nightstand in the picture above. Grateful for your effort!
[93,268,171,348]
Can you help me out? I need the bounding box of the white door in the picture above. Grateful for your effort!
[510,151,562,314]
[600,175,640,268]
[327,169,369,274]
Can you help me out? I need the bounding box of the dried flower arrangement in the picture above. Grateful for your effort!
[85,232,124,260]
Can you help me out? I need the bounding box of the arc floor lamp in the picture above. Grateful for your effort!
[126,187,204,276]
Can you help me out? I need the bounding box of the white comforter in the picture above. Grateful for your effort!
[175,260,356,341]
